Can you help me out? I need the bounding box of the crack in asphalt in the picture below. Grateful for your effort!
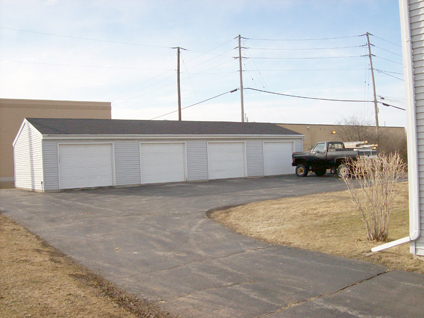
[254,270,390,317]
[124,245,275,279]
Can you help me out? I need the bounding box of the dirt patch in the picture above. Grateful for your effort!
[0,213,175,318]
[209,182,424,274]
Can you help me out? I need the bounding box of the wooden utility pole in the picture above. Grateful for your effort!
[237,35,245,122]
[172,46,184,121]
[366,32,379,133]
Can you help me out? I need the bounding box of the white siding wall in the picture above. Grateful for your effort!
[14,122,44,191]
[115,141,141,186]
[42,141,59,191]
[246,140,264,177]
[187,140,208,181]
[36,136,303,191]
[409,0,424,255]
[294,139,303,152]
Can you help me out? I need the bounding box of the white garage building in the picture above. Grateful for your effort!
[13,118,303,192]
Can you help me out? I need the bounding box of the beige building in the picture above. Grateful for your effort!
[0,98,111,188]
[278,123,406,151]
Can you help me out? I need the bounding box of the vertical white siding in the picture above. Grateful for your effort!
[42,141,59,191]
[14,122,43,191]
[187,140,208,181]
[115,140,141,185]
[294,140,303,152]
[409,0,424,255]
[246,140,264,177]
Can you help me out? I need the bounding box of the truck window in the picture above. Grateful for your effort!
[315,143,326,153]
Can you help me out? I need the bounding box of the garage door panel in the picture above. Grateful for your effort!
[140,143,185,184]
[208,142,245,180]
[264,142,294,176]
[59,144,114,189]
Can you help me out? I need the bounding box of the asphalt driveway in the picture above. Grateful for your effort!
[1,175,424,317]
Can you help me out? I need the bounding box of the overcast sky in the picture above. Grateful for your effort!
[0,0,406,127]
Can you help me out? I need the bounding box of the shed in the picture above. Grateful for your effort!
[13,118,304,192]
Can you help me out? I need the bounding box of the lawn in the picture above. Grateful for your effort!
[209,182,424,274]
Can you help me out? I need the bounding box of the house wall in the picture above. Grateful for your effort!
[40,137,303,191]
[401,0,424,255]
[13,121,44,191]
[0,98,111,188]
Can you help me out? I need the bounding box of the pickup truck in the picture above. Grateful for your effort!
[292,141,377,177]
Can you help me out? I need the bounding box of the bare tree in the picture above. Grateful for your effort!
[335,115,407,162]
[341,154,406,242]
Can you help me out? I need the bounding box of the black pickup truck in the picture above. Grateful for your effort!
[292,141,377,177]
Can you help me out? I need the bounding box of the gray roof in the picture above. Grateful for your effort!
[26,118,302,136]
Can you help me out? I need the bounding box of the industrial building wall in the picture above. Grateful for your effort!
[0,98,111,188]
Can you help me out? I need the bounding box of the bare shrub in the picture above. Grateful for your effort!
[341,153,406,242]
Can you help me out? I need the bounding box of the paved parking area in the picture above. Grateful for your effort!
[1,175,424,317]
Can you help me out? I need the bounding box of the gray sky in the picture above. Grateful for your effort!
[0,0,406,127]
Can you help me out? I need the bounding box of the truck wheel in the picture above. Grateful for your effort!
[314,168,326,176]
[337,164,350,178]
[295,164,309,177]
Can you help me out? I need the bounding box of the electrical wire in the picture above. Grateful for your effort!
[0,26,171,48]
[373,55,403,65]
[373,45,402,57]
[246,35,364,41]
[370,34,402,47]
[247,45,364,51]
[249,55,363,60]
[244,87,373,103]
[0,59,172,71]
[149,89,239,120]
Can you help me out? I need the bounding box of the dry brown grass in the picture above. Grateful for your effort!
[0,213,173,318]
[210,182,424,274]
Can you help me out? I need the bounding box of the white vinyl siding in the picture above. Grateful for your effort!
[208,142,246,180]
[140,143,186,184]
[408,0,424,255]
[115,141,141,186]
[263,142,294,176]
[187,140,208,181]
[14,125,304,191]
[42,141,59,191]
[58,143,114,190]
[13,122,44,191]
[246,140,264,177]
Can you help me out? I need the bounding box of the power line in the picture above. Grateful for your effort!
[246,35,364,41]
[370,33,402,47]
[149,89,239,120]
[0,26,171,48]
[249,55,363,60]
[373,55,403,65]
[0,59,172,71]
[244,87,373,103]
[373,45,402,57]
[247,45,364,51]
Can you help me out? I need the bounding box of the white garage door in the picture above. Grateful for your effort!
[208,142,245,180]
[264,142,294,176]
[59,144,114,190]
[140,143,185,184]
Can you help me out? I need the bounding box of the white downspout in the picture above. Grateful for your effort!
[372,0,421,253]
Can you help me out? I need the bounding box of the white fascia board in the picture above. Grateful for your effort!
[41,134,305,141]
[399,0,421,241]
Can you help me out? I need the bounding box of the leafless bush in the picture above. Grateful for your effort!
[341,153,406,242]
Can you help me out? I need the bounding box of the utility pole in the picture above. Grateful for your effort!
[365,32,379,133]
[237,35,245,123]
[172,46,185,121]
